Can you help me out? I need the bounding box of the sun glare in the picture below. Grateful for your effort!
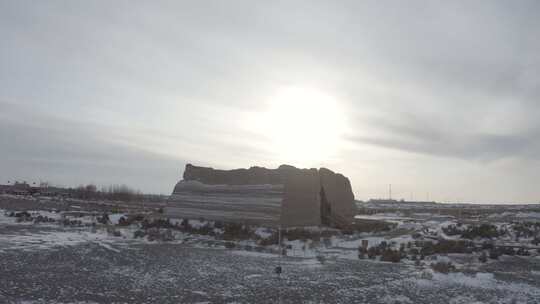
[258,86,347,167]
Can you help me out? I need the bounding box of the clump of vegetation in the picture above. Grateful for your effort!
[33,215,56,224]
[283,228,319,241]
[224,241,236,249]
[97,213,110,225]
[431,261,456,273]
[141,218,174,230]
[8,211,31,218]
[61,218,83,226]
[117,214,145,226]
[213,221,224,229]
[481,241,495,250]
[222,223,253,240]
[490,245,532,258]
[133,230,146,238]
[316,254,326,264]
[179,219,191,230]
[498,246,515,256]
[489,248,501,260]
[107,227,122,237]
[461,224,503,239]
[417,240,474,256]
[358,241,403,262]
[516,248,531,256]
[351,219,396,233]
[512,222,540,239]
[442,224,464,236]
[479,251,488,263]
[146,228,174,242]
[380,249,401,263]
[258,232,279,246]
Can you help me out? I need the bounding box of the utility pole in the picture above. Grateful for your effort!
[389,184,392,200]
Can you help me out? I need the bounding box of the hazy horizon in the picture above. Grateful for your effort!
[1,1,540,204]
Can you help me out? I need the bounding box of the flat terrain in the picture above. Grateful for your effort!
[2,195,540,303]
[1,223,540,303]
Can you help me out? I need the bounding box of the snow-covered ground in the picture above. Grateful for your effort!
[2,224,539,304]
[2,204,540,303]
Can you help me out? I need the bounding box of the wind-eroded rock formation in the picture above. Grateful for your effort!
[166,164,356,227]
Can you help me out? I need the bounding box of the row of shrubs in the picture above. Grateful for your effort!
[120,216,344,246]
[6,210,92,226]
[512,222,540,239]
[350,219,397,234]
[120,217,258,241]
[357,238,539,264]
[443,222,540,242]
[443,223,504,239]
[428,245,535,273]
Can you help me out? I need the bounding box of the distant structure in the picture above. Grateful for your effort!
[0,181,68,197]
[166,164,357,228]
[364,199,437,205]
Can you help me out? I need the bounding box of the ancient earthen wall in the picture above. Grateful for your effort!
[182,164,294,185]
[280,168,321,227]
[167,181,284,226]
[319,168,357,226]
[167,164,356,227]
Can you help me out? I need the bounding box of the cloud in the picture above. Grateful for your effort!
[348,113,540,162]
[1,1,540,202]
[0,102,184,193]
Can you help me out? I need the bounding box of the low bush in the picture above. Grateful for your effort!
[516,248,530,256]
[513,222,540,239]
[258,232,279,246]
[133,230,145,238]
[417,240,474,256]
[479,252,488,263]
[224,241,236,249]
[97,213,110,225]
[284,228,319,242]
[351,219,396,233]
[33,215,55,224]
[117,214,145,226]
[61,219,83,226]
[146,228,174,242]
[213,221,224,229]
[442,225,463,236]
[141,218,174,230]
[462,224,502,239]
[316,255,326,264]
[380,249,401,263]
[489,249,501,260]
[223,223,252,240]
[431,261,456,274]
[499,246,515,256]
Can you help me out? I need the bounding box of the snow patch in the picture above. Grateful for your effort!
[230,250,277,258]
[108,213,127,225]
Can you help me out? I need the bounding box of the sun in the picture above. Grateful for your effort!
[257,86,347,167]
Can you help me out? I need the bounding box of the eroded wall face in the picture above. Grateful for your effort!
[167,181,284,226]
[319,168,356,226]
[280,169,321,227]
[168,164,355,228]
[182,164,292,185]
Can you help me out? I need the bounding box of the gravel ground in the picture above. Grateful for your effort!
[1,224,540,303]
[0,195,164,214]
[1,196,540,304]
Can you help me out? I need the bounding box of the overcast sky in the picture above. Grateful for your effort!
[1,1,539,203]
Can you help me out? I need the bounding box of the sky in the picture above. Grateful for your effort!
[1,1,539,203]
